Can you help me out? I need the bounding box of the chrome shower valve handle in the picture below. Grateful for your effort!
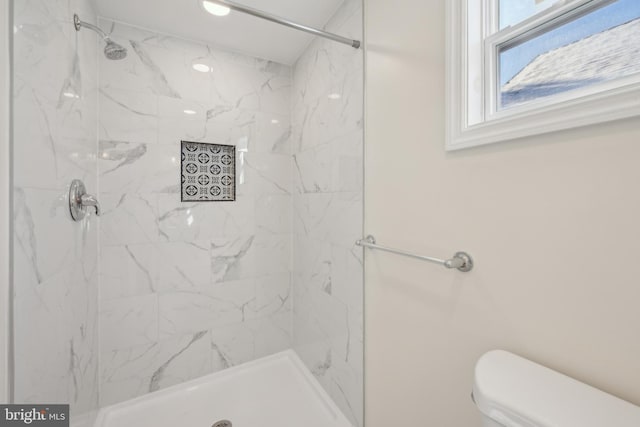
[80,193,101,216]
[69,179,101,221]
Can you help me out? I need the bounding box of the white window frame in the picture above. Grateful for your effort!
[446,0,640,151]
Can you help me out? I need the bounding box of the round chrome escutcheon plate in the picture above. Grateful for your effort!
[69,179,87,221]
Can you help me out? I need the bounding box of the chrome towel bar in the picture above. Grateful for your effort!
[355,235,473,272]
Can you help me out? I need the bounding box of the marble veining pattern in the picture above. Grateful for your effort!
[97,19,294,407]
[13,2,362,423]
[12,0,100,425]
[291,1,364,426]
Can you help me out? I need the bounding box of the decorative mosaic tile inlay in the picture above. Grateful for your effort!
[181,141,236,202]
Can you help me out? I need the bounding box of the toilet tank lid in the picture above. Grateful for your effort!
[473,350,640,427]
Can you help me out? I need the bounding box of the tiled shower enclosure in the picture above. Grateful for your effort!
[11,0,363,426]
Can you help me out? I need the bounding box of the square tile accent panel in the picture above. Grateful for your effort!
[181,141,236,202]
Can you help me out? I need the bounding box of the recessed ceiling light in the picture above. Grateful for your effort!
[202,0,231,17]
[328,93,342,100]
[271,119,280,124]
[184,109,197,115]
[192,63,210,73]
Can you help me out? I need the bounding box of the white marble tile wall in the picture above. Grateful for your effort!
[12,0,99,424]
[13,1,362,421]
[291,1,364,426]
[97,20,294,406]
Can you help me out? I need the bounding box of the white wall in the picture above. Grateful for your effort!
[0,0,11,404]
[364,0,640,426]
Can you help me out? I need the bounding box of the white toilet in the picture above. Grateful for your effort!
[473,350,640,427]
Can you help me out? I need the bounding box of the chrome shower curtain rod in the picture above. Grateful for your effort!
[210,0,361,49]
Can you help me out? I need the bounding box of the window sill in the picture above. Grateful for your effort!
[446,80,640,150]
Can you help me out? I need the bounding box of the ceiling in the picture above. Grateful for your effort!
[94,0,346,65]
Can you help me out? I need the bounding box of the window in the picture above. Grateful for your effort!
[446,0,640,150]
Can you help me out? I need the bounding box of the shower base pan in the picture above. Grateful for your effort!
[94,350,353,427]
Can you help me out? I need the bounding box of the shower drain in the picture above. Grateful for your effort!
[212,420,232,427]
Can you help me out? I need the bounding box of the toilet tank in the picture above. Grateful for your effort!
[473,350,640,427]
